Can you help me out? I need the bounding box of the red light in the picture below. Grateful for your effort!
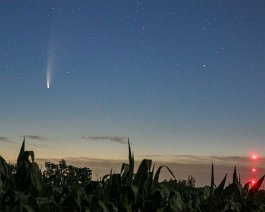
[252,180,255,184]
[252,168,256,172]
[252,155,257,160]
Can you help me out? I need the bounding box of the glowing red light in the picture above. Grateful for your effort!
[252,155,257,160]
[252,168,256,172]
[252,180,255,184]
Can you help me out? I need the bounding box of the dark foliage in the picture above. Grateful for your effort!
[0,139,265,211]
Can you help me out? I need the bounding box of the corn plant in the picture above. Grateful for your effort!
[0,138,265,211]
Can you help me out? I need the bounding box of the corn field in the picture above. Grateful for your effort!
[0,139,265,211]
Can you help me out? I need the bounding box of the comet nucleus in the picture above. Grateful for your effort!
[46,51,53,89]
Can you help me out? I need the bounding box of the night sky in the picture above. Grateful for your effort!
[1,1,265,185]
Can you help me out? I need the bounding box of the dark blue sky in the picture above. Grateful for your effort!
[1,1,265,165]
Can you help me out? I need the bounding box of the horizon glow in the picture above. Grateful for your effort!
[1,1,265,186]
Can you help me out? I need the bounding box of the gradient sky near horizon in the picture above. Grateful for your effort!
[1,1,265,181]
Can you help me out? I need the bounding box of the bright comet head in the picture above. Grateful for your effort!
[47,79,50,89]
[46,72,51,89]
[46,59,52,89]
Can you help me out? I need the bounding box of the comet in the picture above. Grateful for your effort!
[46,32,58,89]
[46,67,51,89]
[46,50,53,89]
